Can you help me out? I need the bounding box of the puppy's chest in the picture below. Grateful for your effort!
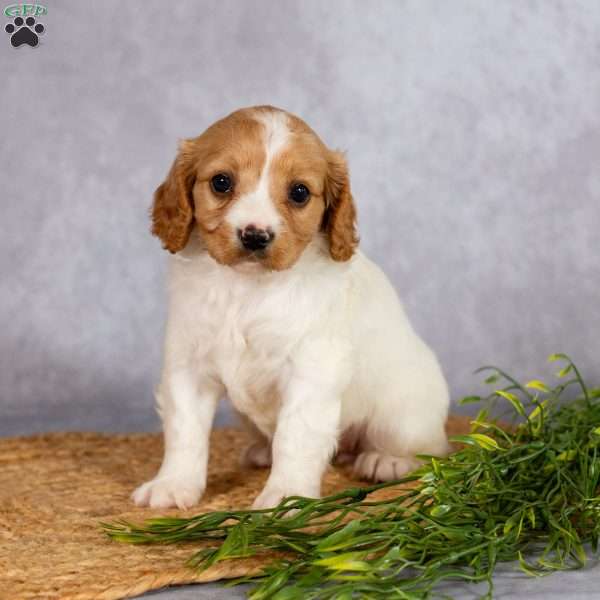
[192,280,304,414]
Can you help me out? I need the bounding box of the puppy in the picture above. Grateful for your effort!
[133,106,450,510]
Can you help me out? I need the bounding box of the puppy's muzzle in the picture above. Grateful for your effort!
[238,225,275,252]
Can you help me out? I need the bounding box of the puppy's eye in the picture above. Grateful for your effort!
[288,183,310,206]
[211,173,233,194]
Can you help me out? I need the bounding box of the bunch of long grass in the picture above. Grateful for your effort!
[104,354,600,599]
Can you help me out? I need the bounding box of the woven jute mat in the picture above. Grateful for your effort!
[0,416,471,599]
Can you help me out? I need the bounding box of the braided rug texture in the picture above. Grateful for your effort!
[0,417,470,599]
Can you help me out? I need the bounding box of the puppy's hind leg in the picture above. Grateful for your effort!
[353,414,449,483]
[238,413,272,469]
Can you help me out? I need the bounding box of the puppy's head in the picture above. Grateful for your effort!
[151,106,358,270]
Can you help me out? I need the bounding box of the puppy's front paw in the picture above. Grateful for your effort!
[252,483,317,510]
[132,475,204,510]
[252,486,286,510]
[353,451,421,482]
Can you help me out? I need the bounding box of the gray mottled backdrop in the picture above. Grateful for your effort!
[1,0,599,436]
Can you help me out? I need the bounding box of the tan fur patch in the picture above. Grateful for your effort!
[264,138,329,270]
[190,110,266,266]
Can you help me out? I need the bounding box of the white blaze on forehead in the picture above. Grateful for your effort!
[258,109,290,159]
[226,110,290,234]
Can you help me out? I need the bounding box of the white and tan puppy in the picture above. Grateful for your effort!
[133,106,450,510]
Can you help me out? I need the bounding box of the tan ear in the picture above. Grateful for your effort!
[151,144,195,253]
[323,151,358,261]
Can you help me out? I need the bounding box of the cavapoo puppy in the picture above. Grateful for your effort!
[133,106,449,510]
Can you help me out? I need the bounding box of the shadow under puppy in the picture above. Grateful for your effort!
[133,106,450,510]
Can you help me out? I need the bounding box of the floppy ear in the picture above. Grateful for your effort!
[323,151,358,261]
[151,143,195,254]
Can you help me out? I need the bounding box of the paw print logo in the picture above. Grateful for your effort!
[5,16,45,47]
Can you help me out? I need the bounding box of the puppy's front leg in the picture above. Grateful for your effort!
[132,371,222,509]
[253,343,348,509]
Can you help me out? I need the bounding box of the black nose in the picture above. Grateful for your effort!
[238,226,274,251]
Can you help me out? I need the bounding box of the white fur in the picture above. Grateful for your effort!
[133,232,450,509]
[225,111,289,234]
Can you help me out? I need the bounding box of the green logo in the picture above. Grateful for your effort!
[4,3,46,17]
